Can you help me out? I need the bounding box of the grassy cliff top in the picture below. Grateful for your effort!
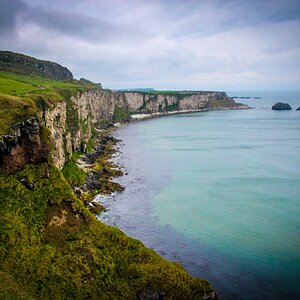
[0,70,100,136]
[0,51,101,111]
[0,93,37,136]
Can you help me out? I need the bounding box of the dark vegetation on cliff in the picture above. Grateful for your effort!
[0,52,217,299]
[0,51,73,80]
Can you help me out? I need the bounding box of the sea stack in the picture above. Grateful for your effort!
[272,102,292,110]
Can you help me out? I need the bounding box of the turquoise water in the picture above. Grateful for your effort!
[99,92,300,299]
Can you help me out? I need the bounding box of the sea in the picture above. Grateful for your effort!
[97,91,300,299]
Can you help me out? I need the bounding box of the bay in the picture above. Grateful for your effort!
[98,91,300,299]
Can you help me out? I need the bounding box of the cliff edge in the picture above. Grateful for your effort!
[0,51,249,299]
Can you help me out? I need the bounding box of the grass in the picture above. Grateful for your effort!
[112,105,131,123]
[0,163,215,299]
[209,99,238,108]
[0,71,101,137]
[0,71,100,106]
[62,152,87,185]
[0,93,37,136]
[0,71,76,97]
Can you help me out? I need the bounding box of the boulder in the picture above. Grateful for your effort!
[272,102,292,110]
[296,106,300,111]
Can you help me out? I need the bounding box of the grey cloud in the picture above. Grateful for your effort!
[0,0,300,90]
[22,7,121,43]
[0,0,27,34]
[162,0,300,38]
[1,0,148,44]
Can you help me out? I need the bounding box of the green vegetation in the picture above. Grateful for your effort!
[86,137,95,153]
[0,163,214,299]
[93,139,124,194]
[80,118,89,134]
[0,70,101,138]
[0,70,100,106]
[62,152,87,185]
[0,92,37,136]
[0,50,72,80]
[112,105,131,122]
[147,90,192,96]
[209,99,238,109]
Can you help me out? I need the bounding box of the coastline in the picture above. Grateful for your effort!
[66,103,251,298]
[85,103,251,211]
[129,104,251,121]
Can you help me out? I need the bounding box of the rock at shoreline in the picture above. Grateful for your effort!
[296,106,300,111]
[272,102,292,110]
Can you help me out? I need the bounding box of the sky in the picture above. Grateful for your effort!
[0,0,300,91]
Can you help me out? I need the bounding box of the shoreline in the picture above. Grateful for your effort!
[66,103,252,297]
[128,104,251,121]
[83,103,251,211]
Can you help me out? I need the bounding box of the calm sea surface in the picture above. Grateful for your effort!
[98,91,300,299]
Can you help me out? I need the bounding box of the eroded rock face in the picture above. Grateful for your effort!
[41,101,70,169]
[0,117,47,173]
[272,102,292,110]
[116,91,228,113]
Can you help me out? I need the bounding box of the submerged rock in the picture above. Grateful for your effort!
[296,106,300,111]
[272,102,292,110]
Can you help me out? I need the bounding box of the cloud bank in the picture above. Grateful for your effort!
[0,0,299,90]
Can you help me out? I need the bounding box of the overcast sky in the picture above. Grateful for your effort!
[0,0,300,90]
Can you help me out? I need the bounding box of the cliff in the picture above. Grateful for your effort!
[37,89,245,169]
[1,87,246,170]
[0,52,251,299]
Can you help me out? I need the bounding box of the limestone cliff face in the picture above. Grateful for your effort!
[39,90,118,168]
[116,91,230,113]
[1,89,244,171]
[41,101,69,169]
[42,90,243,168]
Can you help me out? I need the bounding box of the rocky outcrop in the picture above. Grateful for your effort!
[0,117,48,173]
[272,102,292,110]
[117,91,230,113]
[0,51,73,80]
[41,101,70,169]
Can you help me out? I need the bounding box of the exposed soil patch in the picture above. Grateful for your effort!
[45,201,85,246]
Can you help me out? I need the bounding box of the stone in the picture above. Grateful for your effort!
[272,102,292,110]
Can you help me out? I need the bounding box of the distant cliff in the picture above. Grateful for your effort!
[38,89,247,168]
[0,51,73,80]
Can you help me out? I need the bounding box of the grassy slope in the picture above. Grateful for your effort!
[0,71,99,136]
[0,163,213,299]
